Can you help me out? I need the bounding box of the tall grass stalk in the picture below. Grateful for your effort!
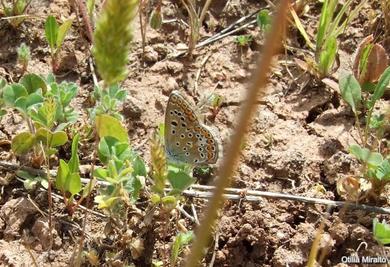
[184,0,290,266]
[93,0,138,86]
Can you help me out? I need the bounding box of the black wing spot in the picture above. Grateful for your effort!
[181,123,187,128]
[180,134,185,139]
[171,121,178,127]
[194,159,199,163]
[171,129,176,134]
[183,147,187,151]
[170,111,174,115]
[176,142,180,146]
[188,133,193,137]
[185,152,189,156]
[180,117,185,121]
[200,153,205,158]
[198,147,203,152]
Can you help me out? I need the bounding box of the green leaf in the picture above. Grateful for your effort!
[367,66,390,109]
[45,15,59,50]
[3,84,28,106]
[171,231,194,265]
[367,152,383,168]
[66,172,81,196]
[339,73,362,113]
[25,93,44,108]
[167,169,195,195]
[161,195,177,210]
[68,134,79,173]
[12,132,35,154]
[373,219,390,245]
[56,159,69,191]
[50,131,68,147]
[94,167,109,180]
[95,195,120,209]
[0,78,6,89]
[349,144,382,167]
[376,160,390,181]
[20,74,47,94]
[56,19,73,49]
[256,9,271,31]
[318,36,337,77]
[35,127,52,145]
[95,114,129,143]
[132,155,147,177]
[124,175,144,202]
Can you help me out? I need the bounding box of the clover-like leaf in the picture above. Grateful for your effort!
[12,132,35,155]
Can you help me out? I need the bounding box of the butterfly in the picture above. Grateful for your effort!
[164,90,220,165]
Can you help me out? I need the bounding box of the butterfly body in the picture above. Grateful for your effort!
[164,91,219,165]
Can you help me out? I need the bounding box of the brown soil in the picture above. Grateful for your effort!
[0,0,389,266]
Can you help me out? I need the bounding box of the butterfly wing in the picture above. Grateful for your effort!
[165,91,219,165]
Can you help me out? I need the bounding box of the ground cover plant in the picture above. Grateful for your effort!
[0,0,389,266]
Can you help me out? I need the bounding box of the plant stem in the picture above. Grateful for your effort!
[139,0,147,60]
[184,0,289,265]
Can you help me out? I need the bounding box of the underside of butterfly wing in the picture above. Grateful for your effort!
[164,91,219,165]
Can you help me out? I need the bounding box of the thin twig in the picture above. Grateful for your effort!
[14,176,107,218]
[177,205,197,224]
[194,52,212,95]
[191,203,200,225]
[170,9,260,58]
[4,161,390,215]
[208,231,219,267]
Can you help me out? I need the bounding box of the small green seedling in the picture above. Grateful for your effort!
[45,15,73,72]
[256,9,271,31]
[3,73,79,166]
[94,115,145,215]
[234,35,253,47]
[340,66,390,145]
[1,0,31,27]
[373,219,390,245]
[17,170,48,190]
[11,98,68,156]
[315,0,367,77]
[55,134,82,214]
[17,43,31,74]
[340,67,390,199]
[170,231,194,266]
[150,5,162,30]
[89,84,127,120]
